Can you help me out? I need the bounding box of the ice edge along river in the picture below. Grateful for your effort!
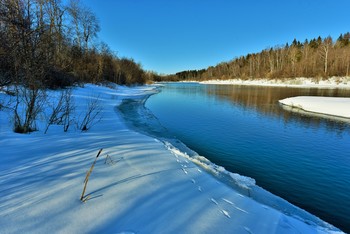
[279,96,350,121]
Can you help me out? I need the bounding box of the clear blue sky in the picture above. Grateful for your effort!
[84,0,350,74]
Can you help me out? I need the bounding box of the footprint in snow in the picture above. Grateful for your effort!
[244,227,253,234]
[222,198,234,205]
[116,232,136,234]
[211,198,231,219]
[197,168,202,173]
[222,198,249,214]
[211,198,218,205]
[182,168,188,174]
[235,206,249,214]
[191,179,196,184]
[222,210,231,218]
[198,186,202,192]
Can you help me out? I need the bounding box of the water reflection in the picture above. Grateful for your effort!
[165,83,350,134]
[202,84,350,134]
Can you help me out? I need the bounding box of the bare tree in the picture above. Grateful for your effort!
[62,89,74,132]
[45,91,65,133]
[13,86,46,133]
[78,95,102,131]
[320,36,333,75]
[346,48,350,76]
[67,0,99,51]
[67,0,82,47]
[44,88,74,133]
[80,6,99,52]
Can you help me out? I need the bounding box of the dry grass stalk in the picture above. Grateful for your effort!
[80,148,103,202]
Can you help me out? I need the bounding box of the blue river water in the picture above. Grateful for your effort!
[120,82,350,232]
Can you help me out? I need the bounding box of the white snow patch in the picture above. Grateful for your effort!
[279,96,350,119]
[200,77,350,89]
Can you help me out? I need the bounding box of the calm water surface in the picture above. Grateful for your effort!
[145,83,350,232]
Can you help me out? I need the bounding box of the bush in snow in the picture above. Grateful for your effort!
[44,89,75,134]
[12,86,46,133]
[77,95,103,131]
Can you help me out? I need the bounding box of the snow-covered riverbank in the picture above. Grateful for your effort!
[0,84,344,233]
[200,77,350,89]
[279,96,350,119]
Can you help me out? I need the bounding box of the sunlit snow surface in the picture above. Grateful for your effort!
[200,77,350,89]
[279,96,350,119]
[0,84,344,233]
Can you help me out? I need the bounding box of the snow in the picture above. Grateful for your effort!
[0,84,345,233]
[279,96,350,119]
[200,77,350,89]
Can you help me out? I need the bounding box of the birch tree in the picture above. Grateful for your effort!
[320,36,332,75]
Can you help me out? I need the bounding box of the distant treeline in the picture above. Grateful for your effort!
[161,33,350,81]
[0,0,159,89]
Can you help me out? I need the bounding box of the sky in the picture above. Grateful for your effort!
[84,0,350,74]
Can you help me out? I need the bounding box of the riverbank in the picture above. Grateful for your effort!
[199,77,350,89]
[0,84,344,233]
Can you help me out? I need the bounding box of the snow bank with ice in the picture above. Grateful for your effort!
[0,84,344,233]
[279,96,350,119]
[200,77,350,89]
